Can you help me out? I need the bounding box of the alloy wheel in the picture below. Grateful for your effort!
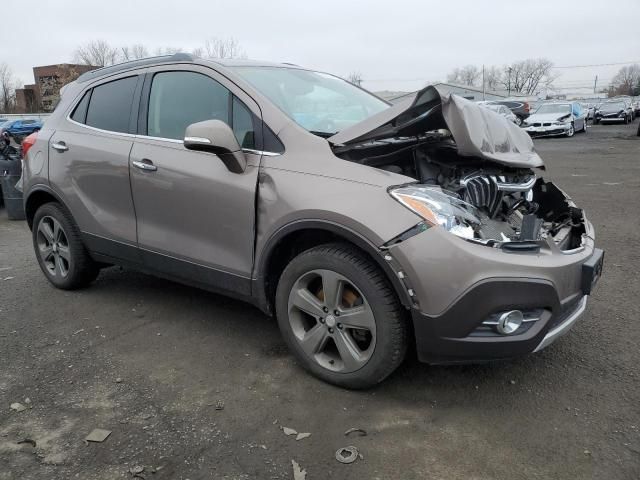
[36,216,71,278]
[287,269,376,373]
[567,124,575,137]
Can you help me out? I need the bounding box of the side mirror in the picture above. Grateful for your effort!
[183,119,246,174]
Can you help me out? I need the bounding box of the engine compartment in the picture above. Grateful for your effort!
[334,130,587,250]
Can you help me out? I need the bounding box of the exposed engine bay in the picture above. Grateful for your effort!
[333,130,587,250]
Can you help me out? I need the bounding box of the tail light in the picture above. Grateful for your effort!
[22,132,38,158]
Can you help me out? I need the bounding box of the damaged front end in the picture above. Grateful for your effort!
[329,86,590,252]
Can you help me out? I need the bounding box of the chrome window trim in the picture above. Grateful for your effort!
[64,117,283,155]
[66,116,138,138]
[242,148,281,157]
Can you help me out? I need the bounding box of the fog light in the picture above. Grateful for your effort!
[497,310,524,335]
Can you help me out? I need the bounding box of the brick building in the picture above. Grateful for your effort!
[15,64,98,113]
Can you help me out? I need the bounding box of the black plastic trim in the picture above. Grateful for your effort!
[255,220,414,313]
[411,278,562,364]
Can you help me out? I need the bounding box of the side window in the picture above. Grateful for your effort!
[572,104,581,116]
[147,71,230,141]
[232,97,255,149]
[85,76,138,133]
[70,90,91,124]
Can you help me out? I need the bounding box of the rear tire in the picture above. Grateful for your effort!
[32,202,99,290]
[275,243,408,389]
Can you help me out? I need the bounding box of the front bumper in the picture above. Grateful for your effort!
[387,227,603,364]
[524,123,571,137]
[598,116,625,123]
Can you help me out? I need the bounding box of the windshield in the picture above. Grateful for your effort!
[229,66,390,135]
[602,102,625,110]
[535,104,571,115]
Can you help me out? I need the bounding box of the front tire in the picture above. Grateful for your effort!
[275,243,408,389]
[32,202,99,290]
[566,123,575,137]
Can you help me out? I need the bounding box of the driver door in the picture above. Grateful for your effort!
[129,66,262,296]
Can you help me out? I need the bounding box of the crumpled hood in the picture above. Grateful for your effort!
[328,85,544,169]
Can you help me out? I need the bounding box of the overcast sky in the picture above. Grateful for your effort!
[3,0,639,94]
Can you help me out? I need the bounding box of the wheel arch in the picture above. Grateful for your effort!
[25,186,65,230]
[253,220,413,315]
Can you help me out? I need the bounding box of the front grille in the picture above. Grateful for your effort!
[462,175,502,217]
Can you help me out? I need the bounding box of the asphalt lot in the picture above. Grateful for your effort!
[1,121,639,480]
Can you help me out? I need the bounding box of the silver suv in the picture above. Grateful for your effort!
[22,54,603,388]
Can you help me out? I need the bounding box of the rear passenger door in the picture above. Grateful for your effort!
[49,73,142,258]
[128,65,262,296]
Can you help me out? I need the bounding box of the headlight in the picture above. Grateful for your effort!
[389,185,481,240]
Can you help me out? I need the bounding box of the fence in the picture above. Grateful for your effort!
[0,113,51,121]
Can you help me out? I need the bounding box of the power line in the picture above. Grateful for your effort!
[552,60,640,69]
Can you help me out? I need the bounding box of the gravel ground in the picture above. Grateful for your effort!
[1,121,639,480]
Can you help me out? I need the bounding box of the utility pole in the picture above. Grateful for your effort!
[593,75,598,94]
[482,64,486,100]
[507,67,512,97]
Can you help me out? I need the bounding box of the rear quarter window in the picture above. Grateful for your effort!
[85,76,138,133]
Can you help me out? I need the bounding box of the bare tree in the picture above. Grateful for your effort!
[191,47,204,58]
[447,65,480,86]
[154,46,184,56]
[500,58,556,95]
[121,44,150,61]
[612,64,640,96]
[74,40,120,67]
[346,72,363,87]
[0,63,16,113]
[484,66,503,90]
[204,37,246,59]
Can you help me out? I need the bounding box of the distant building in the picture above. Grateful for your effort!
[15,64,98,113]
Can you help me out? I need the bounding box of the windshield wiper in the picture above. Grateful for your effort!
[310,130,336,138]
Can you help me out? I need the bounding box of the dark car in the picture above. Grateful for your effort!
[491,100,531,126]
[0,119,43,137]
[594,101,631,124]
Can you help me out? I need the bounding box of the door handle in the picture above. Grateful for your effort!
[132,159,157,172]
[51,141,69,152]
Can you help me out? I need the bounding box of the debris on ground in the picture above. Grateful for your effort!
[215,400,225,410]
[344,427,367,437]
[129,465,145,475]
[282,427,297,436]
[10,403,26,412]
[17,439,36,447]
[72,328,85,335]
[335,446,360,464]
[295,432,311,441]
[24,398,31,404]
[291,459,307,480]
[509,380,517,385]
[85,428,112,443]
[115,378,123,383]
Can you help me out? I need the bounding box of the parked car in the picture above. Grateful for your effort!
[491,100,531,126]
[522,102,587,137]
[22,54,603,388]
[0,119,43,137]
[481,103,518,123]
[581,103,596,121]
[594,101,632,124]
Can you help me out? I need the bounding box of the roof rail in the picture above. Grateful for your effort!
[76,52,194,83]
